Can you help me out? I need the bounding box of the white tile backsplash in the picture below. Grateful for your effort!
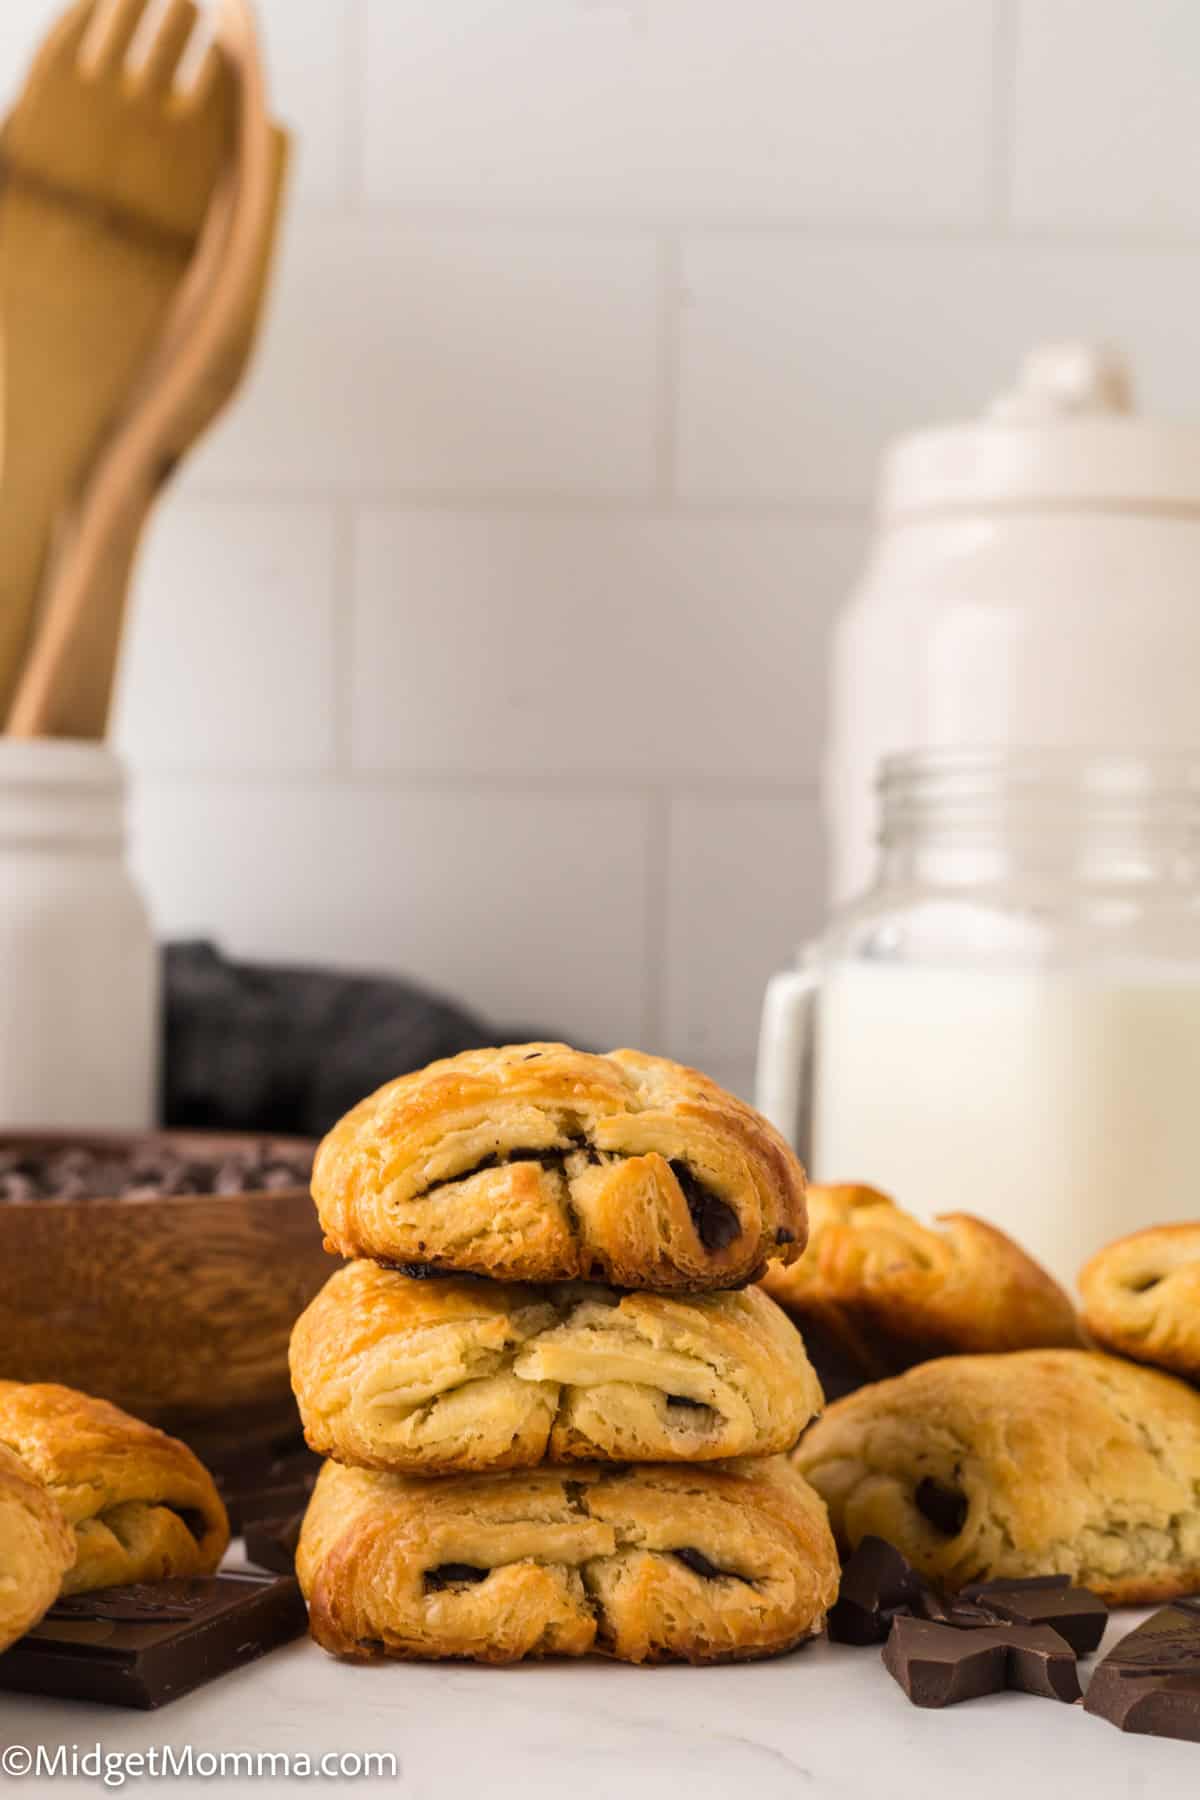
[114,498,338,773]
[678,239,1200,503]
[363,0,996,226]
[350,511,864,780]
[663,791,826,1064]
[131,779,652,1048]
[1013,0,1200,235]
[1,0,1192,1073]
[187,218,660,496]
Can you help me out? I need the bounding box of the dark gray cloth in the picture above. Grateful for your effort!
[163,941,550,1140]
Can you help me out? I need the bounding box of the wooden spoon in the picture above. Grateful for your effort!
[8,0,288,740]
[0,0,236,718]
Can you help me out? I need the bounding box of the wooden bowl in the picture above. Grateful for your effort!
[0,1130,331,1438]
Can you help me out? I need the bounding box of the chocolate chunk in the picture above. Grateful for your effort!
[883,1615,1080,1708]
[914,1477,968,1537]
[0,1573,306,1709]
[423,1564,491,1591]
[243,1512,303,1575]
[962,1574,1108,1655]
[1085,1606,1200,1740]
[668,1161,741,1251]
[828,1536,926,1645]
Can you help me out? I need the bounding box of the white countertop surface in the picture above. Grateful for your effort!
[0,1580,1192,1799]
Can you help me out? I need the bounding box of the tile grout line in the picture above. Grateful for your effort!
[340,0,368,209]
[989,0,1018,231]
[329,499,356,774]
[639,788,672,1051]
[654,230,682,502]
[130,766,825,799]
[179,481,868,522]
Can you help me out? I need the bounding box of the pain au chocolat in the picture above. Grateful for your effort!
[795,1350,1200,1606]
[290,1260,822,1475]
[760,1183,1079,1399]
[1080,1223,1200,1384]
[0,1441,75,1651]
[311,1045,806,1291]
[296,1455,839,1665]
[0,1382,228,1593]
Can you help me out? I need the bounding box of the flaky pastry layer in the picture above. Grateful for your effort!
[0,1382,228,1593]
[795,1349,1200,1605]
[312,1045,805,1290]
[290,1261,823,1473]
[297,1455,839,1664]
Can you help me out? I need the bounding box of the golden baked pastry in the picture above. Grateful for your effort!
[313,1044,805,1291]
[1079,1223,1200,1383]
[759,1183,1079,1398]
[0,1441,75,1651]
[297,1455,838,1664]
[795,1349,1200,1605]
[290,1260,823,1474]
[0,1382,228,1594]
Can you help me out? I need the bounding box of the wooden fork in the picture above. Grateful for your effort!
[8,0,289,740]
[0,0,236,718]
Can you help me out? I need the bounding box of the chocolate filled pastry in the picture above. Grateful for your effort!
[759,1184,1079,1398]
[296,1455,838,1665]
[1080,1224,1200,1384]
[0,1441,75,1651]
[290,1261,823,1475]
[0,1383,228,1594]
[795,1350,1200,1605]
[312,1045,806,1291]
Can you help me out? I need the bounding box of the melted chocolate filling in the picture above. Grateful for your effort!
[424,1563,491,1592]
[915,1477,969,1538]
[667,1161,741,1251]
[412,1145,742,1259]
[672,1547,751,1584]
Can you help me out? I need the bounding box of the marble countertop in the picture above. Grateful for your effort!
[1,1593,1191,1799]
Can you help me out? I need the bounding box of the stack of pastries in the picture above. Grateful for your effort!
[288,1044,840,1665]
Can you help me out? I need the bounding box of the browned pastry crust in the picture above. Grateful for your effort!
[0,1441,75,1650]
[312,1045,806,1291]
[0,1382,228,1593]
[297,1455,839,1665]
[1080,1223,1200,1383]
[760,1183,1080,1397]
[290,1260,823,1474]
[795,1349,1200,1605]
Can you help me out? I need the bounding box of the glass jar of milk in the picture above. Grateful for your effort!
[757,749,1200,1284]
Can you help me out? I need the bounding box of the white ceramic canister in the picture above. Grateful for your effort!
[825,342,1200,905]
[0,741,158,1129]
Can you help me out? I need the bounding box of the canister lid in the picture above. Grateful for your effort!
[880,342,1200,518]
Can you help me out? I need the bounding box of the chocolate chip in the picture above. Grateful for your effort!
[0,1142,312,1201]
[915,1477,968,1538]
[423,1564,491,1592]
[774,1227,796,1245]
[668,1161,741,1252]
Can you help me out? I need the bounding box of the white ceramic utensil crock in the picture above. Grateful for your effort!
[0,741,157,1129]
